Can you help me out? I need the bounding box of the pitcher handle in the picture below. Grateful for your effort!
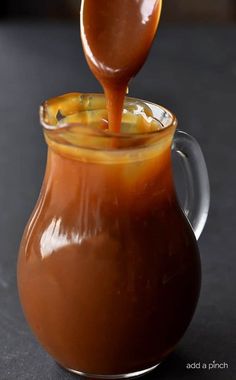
[172,130,210,240]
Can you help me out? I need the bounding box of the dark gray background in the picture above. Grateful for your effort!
[0,22,235,379]
[1,1,236,23]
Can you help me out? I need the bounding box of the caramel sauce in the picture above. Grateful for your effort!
[81,0,162,132]
[17,2,201,376]
[18,95,200,374]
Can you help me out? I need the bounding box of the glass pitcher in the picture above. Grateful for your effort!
[17,93,210,378]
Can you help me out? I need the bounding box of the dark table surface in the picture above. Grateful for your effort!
[0,21,235,380]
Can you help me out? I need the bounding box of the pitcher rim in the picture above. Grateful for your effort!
[40,94,178,141]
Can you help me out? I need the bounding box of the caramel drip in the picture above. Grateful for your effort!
[81,0,162,132]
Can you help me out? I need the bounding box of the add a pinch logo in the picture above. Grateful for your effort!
[186,360,229,370]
